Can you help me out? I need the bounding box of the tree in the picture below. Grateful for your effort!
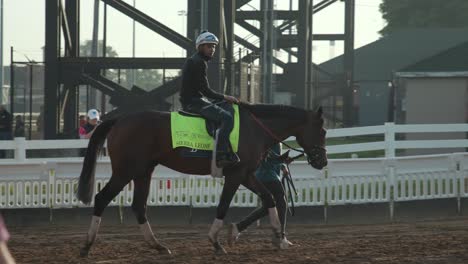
[80,40,163,90]
[379,0,468,36]
[80,40,118,57]
[127,69,164,91]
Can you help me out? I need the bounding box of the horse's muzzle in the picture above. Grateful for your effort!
[307,147,327,170]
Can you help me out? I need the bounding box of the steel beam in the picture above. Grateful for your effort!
[235,36,285,69]
[314,0,338,14]
[63,0,80,137]
[102,0,192,50]
[224,0,236,94]
[187,0,201,42]
[236,0,251,9]
[206,0,224,93]
[236,10,297,20]
[260,0,274,103]
[296,0,313,109]
[236,20,263,37]
[343,0,355,126]
[44,0,60,139]
[60,57,187,70]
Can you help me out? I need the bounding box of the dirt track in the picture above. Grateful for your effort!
[7,218,468,264]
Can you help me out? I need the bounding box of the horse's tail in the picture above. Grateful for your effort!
[77,119,117,205]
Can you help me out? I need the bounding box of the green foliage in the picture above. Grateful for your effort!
[379,0,468,36]
[80,40,163,90]
[80,40,118,57]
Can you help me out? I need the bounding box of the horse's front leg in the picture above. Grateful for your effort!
[208,174,241,254]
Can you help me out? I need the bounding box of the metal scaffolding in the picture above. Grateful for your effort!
[40,0,355,138]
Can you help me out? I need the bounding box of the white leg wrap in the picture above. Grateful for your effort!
[139,222,156,243]
[208,218,224,242]
[268,207,281,234]
[87,216,101,244]
[231,223,240,238]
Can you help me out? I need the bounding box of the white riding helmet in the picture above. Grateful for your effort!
[195,31,219,49]
[87,109,100,121]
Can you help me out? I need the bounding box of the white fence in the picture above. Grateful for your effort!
[288,122,468,157]
[0,153,467,212]
[0,123,467,213]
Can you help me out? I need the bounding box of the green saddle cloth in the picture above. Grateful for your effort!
[170,105,240,152]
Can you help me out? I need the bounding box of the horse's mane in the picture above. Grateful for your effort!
[239,103,307,121]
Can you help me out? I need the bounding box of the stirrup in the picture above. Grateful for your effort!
[216,152,240,167]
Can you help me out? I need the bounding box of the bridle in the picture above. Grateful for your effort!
[245,106,326,216]
[246,108,325,165]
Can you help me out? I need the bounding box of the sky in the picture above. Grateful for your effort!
[0,0,384,65]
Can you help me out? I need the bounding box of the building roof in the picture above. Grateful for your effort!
[401,42,468,72]
[318,28,468,81]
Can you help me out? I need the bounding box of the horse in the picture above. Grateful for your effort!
[76,102,327,256]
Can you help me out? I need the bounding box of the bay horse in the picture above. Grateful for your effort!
[77,102,327,256]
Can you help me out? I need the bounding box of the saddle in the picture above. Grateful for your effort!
[171,101,239,159]
[177,102,235,138]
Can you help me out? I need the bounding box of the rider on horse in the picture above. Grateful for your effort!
[180,30,240,167]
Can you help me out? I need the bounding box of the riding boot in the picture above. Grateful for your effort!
[216,145,240,167]
[216,131,239,167]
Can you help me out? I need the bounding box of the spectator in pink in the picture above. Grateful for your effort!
[79,109,100,139]
[0,216,15,263]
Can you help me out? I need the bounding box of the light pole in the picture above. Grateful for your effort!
[177,10,187,57]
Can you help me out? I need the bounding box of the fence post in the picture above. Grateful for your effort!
[14,137,27,161]
[46,161,57,223]
[385,158,397,221]
[451,153,463,215]
[188,175,193,225]
[323,165,330,224]
[384,122,396,158]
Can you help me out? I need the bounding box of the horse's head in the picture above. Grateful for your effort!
[295,106,327,170]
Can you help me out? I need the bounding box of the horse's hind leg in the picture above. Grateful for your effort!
[208,173,242,254]
[132,168,171,254]
[80,174,130,257]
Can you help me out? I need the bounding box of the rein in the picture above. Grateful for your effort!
[244,105,324,165]
[246,108,307,155]
[239,103,325,215]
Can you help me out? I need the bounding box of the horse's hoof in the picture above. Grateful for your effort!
[156,245,172,255]
[212,241,228,255]
[279,238,290,250]
[79,247,90,257]
[227,223,240,247]
[215,246,228,255]
[271,235,282,249]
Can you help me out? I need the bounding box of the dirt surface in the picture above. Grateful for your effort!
[7,218,468,264]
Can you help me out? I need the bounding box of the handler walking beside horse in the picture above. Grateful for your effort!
[229,143,294,248]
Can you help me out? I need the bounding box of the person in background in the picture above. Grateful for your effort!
[79,109,100,139]
[35,105,44,139]
[79,115,86,128]
[0,105,13,158]
[0,216,15,264]
[14,115,25,138]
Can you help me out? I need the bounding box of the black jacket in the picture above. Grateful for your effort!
[179,52,224,105]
